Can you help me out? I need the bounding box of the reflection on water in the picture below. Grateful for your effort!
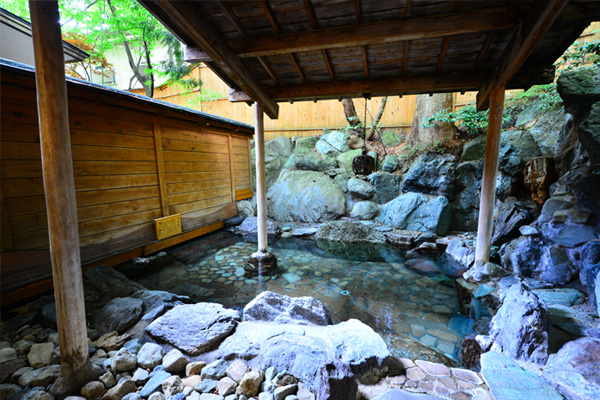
[121,231,474,360]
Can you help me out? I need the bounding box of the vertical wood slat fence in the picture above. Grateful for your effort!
[0,62,253,303]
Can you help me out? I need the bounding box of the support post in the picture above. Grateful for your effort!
[475,85,505,264]
[29,0,100,395]
[245,102,277,277]
[254,102,268,253]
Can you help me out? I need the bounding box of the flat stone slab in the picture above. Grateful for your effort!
[532,288,585,307]
[373,389,443,400]
[481,351,562,400]
[145,303,240,355]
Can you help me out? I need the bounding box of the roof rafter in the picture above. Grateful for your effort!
[139,0,278,119]
[476,0,569,110]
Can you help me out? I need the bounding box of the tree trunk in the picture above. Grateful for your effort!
[366,96,388,141]
[342,98,362,128]
[407,93,455,147]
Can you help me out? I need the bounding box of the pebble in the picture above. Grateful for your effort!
[162,376,184,398]
[137,343,164,369]
[27,343,54,368]
[81,381,105,400]
[112,349,137,372]
[201,360,228,380]
[186,361,207,376]
[217,377,238,396]
[162,349,188,374]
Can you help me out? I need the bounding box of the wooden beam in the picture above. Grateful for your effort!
[254,103,268,254]
[361,46,369,78]
[218,0,247,37]
[29,0,97,394]
[259,0,282,34]
[289,53,306,83]
[354,0,363,24]
[322,49,335,80]
[228,7,520,58]
[473,31,495,70]
[184,45,206,63]
[267,72,484,101]
[140,1,278,119]
[436,37,450,72]
[258,56,280,85]
[405,0,412,17]
[476,0,569,110]
[402,41,409,74]
[475,86,505,264]
[303,0,319,28]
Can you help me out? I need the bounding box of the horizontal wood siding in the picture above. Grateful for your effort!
[1,65,253,295]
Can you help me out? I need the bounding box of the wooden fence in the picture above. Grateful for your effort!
[134,22,599,141]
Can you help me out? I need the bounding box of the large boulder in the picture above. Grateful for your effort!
[488,283,550,364]
[461,136,486,161]
[349,201,379,220]
[492,202,535,246]
[316,130,351,156]
[347,177,375,199]
[579,101,600,165]
[251,146,286,191]
[530,109,566,157]
[376,192,451,235]
[557,64,600,119]
[501,130,542,163]
[498,143,523,177]
[238,217,280,236]
[368,172,400,204]
[445,238,475,269]
[524,157,558,208]
[401,153,458,200]
[145,303,241,355]
[84,265,146,306]
[243,291,332,326]
[451,162,481,231]
[265,136,293,158]
[284,147,337,171]
[93,297,144,335]
[542,337,600,400]
[295,136,320,150]
[580,241,600,306]
[266,170,345,223]
[316,221,386,245]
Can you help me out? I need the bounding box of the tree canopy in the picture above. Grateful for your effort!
[0,0,199,97]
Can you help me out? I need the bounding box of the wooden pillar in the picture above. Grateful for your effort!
[29,0,88,376]
[475,85,505,264]
[254,102,268,254]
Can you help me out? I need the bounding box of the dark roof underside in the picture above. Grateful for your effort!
[139,0,600,118]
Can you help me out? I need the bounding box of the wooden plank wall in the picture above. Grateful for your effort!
[0,65,253,295]
[137,22,600,141]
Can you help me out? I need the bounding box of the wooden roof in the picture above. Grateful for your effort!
[139,0,600,119]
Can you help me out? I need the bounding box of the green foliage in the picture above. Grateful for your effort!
[507,83,562,112]
[557,40,600,71]
[423,104,502,136]
[186,88,223,109]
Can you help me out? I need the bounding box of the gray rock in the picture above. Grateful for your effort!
[226,360,248,383]
[580,101,600,165]
[368,172,400,204]
[238,217,281,236]
[543,337,600,400]
[137,343,164,370]
[498,143,522,177]
[259,335,331,393]
[295,136,320,150]
[101,379,136,400]
[162,349,188,374]
[336,149,363,173]
[266,136,293,158]
[0,348,16,364]
[515,99,547,129]
[451,162,481,231]
[324,319,389,384]
[237,200,255,218]
[461,136,486,161]
[16,388,55,400]
[349,201,379,220]
[580,240,600,306]
[146,304,240,356]
[381,155,399,173]
[27,342,54,368]
[274,384,297,400]
[0,383,21,400]
[267,170,345,223]
[217,377,237,396]
[488,283,549,364]
[195,379,219,394]
[537,244,578,285]
[316,362,356,400]
[492,202,534,246]
[481,351,562,400]
[376,192,451,235]
[315,131,351,156]
[41,303,57,330]
[285,147,338,172]
[94,297,144,335]
[132,368,149,385]
[532,288,585,307]
[122,339,141,354]
[463,261,508,283]
[81,381,105,400]
[347,178,375,199]
[243,291,331,326]
[291,227,318,237]
[401,153,458,200]
[316,220,387,246]
[501,130,542,163]
[519,225,539,236]
[122,394,142,400]
[201,360,228,380]
[0,357,26,384]
[445,239,475,269]
[530,109,565,157]
[162,376,183,398]
[557,64,600,119]
[85,265,146,305]
[111,349,137,372]
[381,131,402,147]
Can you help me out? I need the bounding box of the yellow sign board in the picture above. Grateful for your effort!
[155,214,182,240]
